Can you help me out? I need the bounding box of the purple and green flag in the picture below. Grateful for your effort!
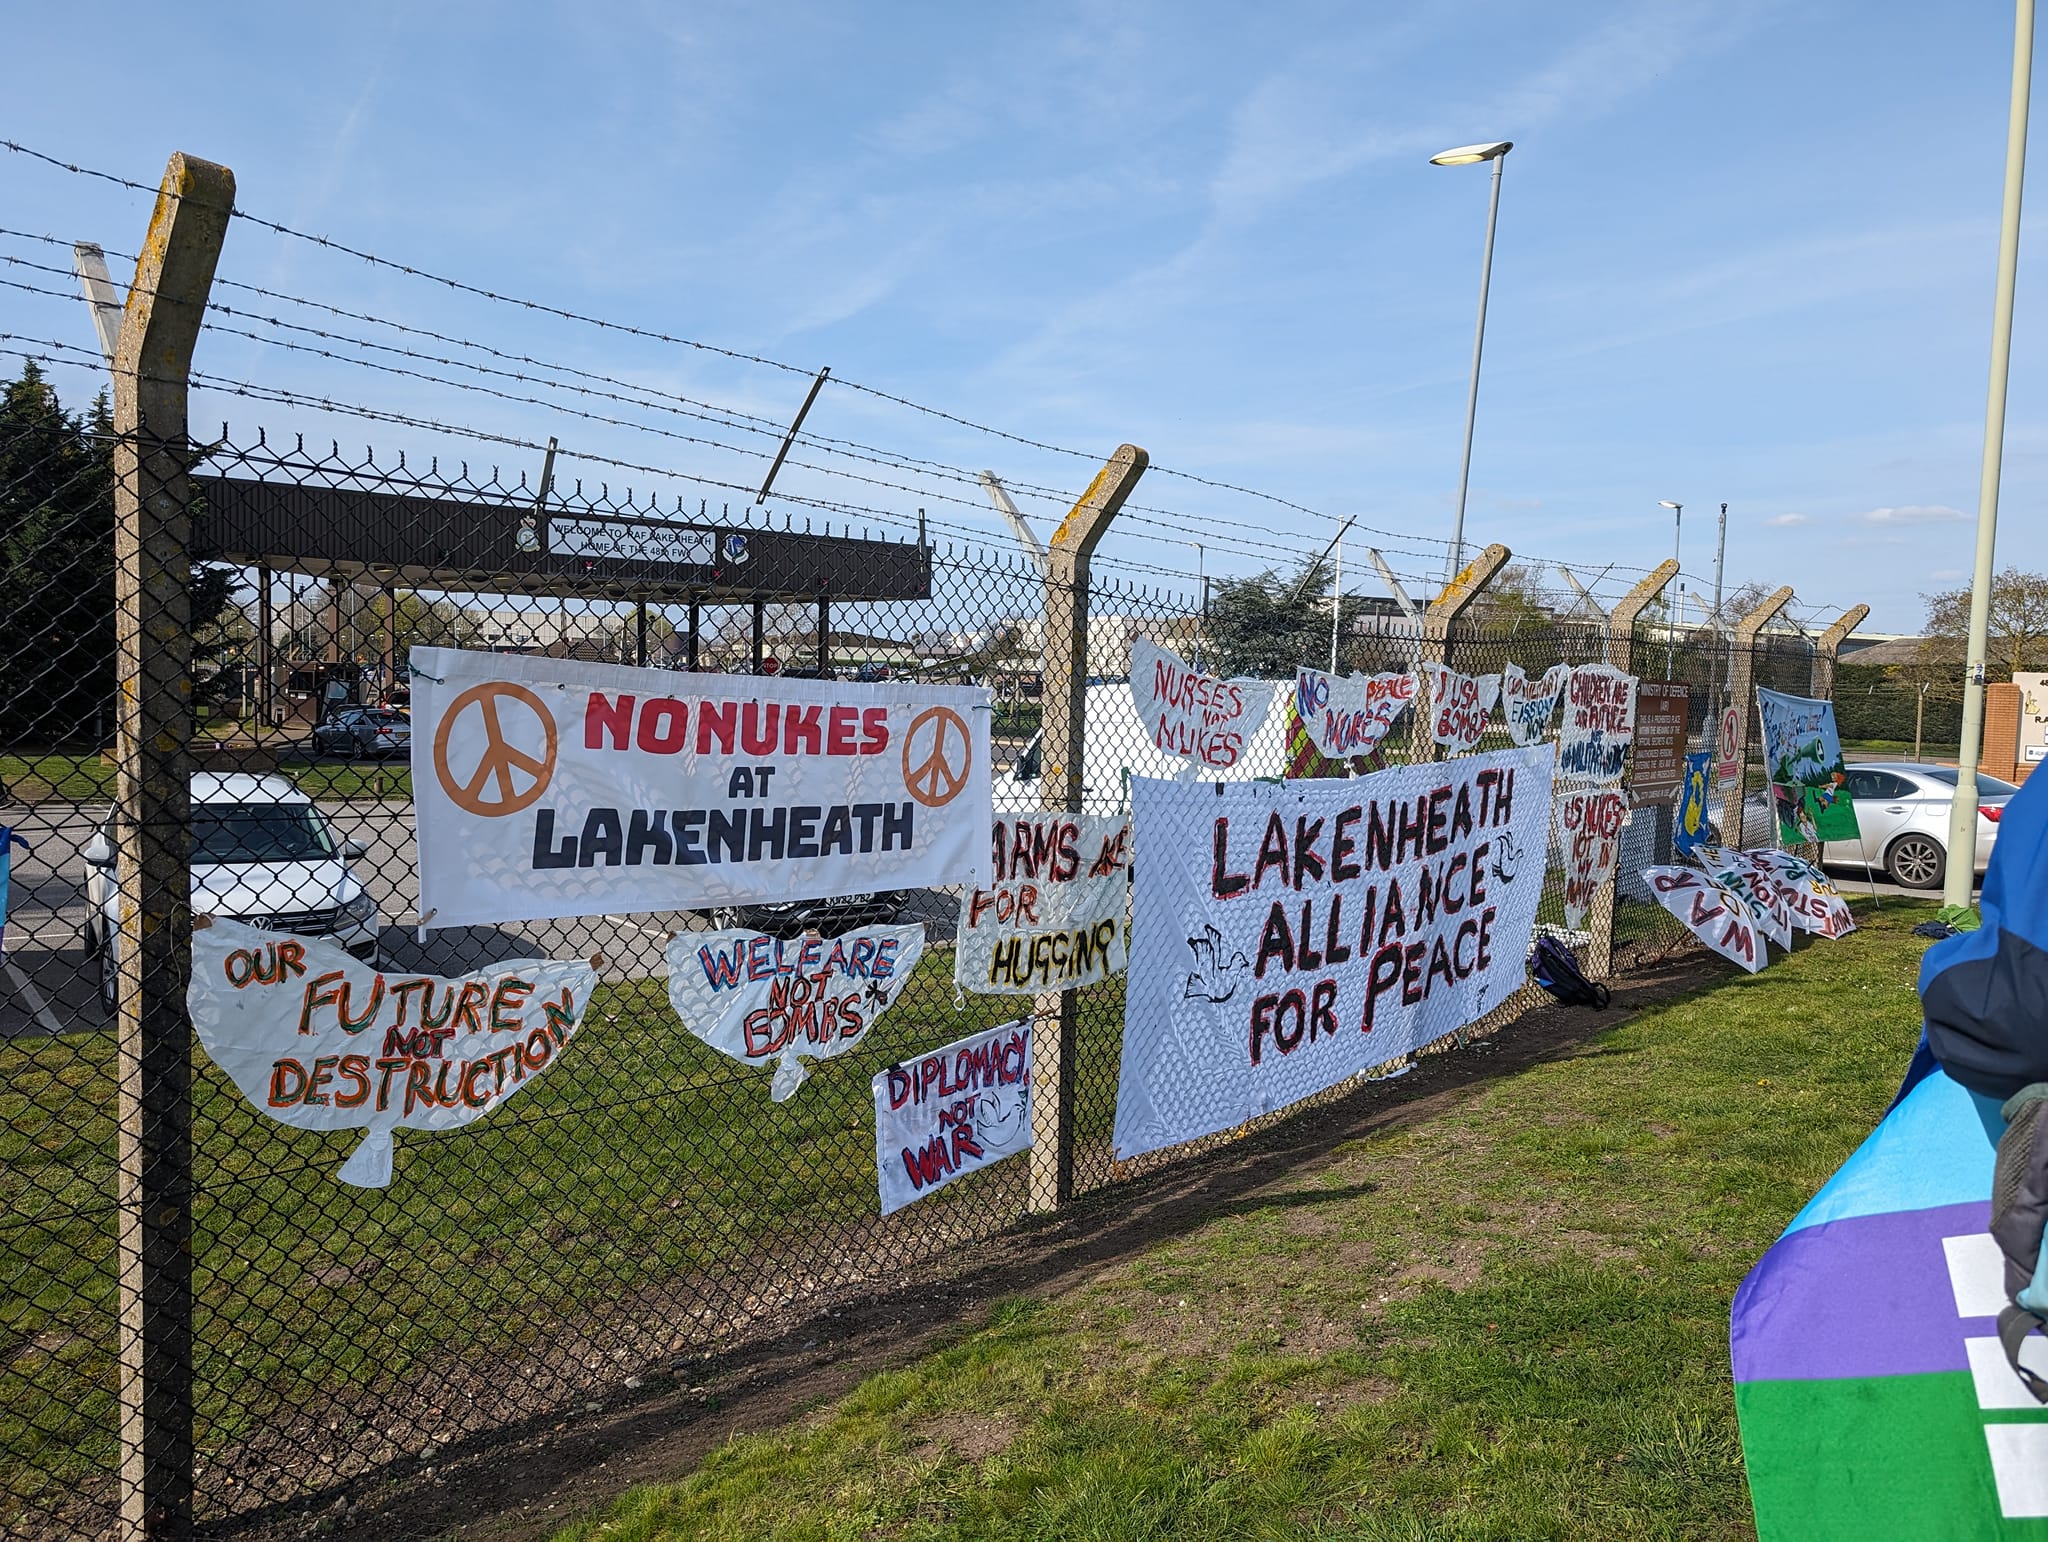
[1732,1059,2048,1535]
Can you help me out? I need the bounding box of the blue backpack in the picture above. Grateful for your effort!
[1529,934,1610,1010]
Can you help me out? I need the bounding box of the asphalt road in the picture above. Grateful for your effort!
[0,797,958,1041]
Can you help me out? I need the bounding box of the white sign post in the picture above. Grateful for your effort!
[1112,746,1555,1161]
[409,648,991,927]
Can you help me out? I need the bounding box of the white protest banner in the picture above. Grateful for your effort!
[955,815,1131,996]
[664,923,926,1100]
[1418,663,1502,752]
[188,919,596,1188]
[1113,745,1554,1161]
[1557,664,1637,785]
[874,1018,1032,1214]
[410,648,991,928]
[1557,786,1632,929]
[1742,848,1857,939]
[1293,667,1418,760]
[1500,662,1572,747]
[1640,866,1764,974]
[1129,636,1278,772]
[1698,845,1793,952]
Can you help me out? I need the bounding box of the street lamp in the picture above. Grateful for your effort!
[1658,500,1682,568]
[1431,139,1513,583]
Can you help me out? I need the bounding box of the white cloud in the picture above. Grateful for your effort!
[1855,504,1969,525]
[1765,512,1809,527]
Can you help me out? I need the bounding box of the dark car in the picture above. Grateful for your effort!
[310,706,411,760]
[709,890,909,939]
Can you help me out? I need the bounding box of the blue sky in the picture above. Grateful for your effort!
[5,0,2047,632]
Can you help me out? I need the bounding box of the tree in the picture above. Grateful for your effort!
[1921,568,2048,679]
[0,361,237,743]
[1205,555,1382,678]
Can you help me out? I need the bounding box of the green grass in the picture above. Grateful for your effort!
[0,950,1126,1529]
[0,751,410,802]
[549,901,1935,1542]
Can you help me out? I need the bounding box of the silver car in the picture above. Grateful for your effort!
[310,706,411,760]
[1744,761,2018,889]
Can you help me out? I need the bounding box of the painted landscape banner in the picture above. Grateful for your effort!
[873,1018,1033,1214]
[1129,636,1278,774]
[1112,746,1554,1161]
[409,647,992,927]
[1733,1063,2048,1534]
[188,919,597,1187]
[1757,687,1861,844]
[664,924,927,1101]
[954,814,1131,996]
[1674,751,1714,860]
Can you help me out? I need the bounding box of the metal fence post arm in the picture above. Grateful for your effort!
[111,150,234,1542]
[1715,586,1796,848]
[1031,443,1146,1214]
[1412,542,1510,764]
[1810,605,1870,700]
[1589,560,1679,976]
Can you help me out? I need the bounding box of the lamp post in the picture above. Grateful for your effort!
[1659,500,1682,569]
[1705,501,1729,757]
[1431,139,1513,584]
[1947,0,2035,909]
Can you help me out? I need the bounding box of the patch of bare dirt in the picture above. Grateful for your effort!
[215,945,1729,1542]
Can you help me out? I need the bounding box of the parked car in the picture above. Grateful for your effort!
[310,706,411,760]
[83,773,384,1006]
[1741,762,2018,889]
[709,891,909,939]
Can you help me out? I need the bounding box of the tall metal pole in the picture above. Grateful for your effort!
[1329,532,1343,672]
[1946,0,2035,909]
[1705,501,1729,756]
[1447,152,1507,583]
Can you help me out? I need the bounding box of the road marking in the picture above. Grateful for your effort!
[3,960,68,1038]
[603,915,675,940]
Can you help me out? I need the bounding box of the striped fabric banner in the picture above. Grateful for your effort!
[1732,1064,2048,1536]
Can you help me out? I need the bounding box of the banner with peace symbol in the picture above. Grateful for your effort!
[410,647,993,928]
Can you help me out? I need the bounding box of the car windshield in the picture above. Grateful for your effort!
[1915,767,2023,797]
[193,804,338,864]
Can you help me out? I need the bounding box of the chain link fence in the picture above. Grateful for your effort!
[1,365,1852,1535]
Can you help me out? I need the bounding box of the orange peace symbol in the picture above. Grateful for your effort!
[433,681,558,818]
[900,706,973,809]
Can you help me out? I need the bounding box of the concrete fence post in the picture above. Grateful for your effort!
[1715,586,1796,848]
[1032,443,1147,1212]
[111,151,234,1542]
[1410,542,1511,763]
[1587,560,1679,975]
[1809,604,1870,701]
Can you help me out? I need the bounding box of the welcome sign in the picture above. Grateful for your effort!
[410,648,991,927]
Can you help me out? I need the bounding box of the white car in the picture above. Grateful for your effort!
[995,679,1294,816]
[83,772,383,1007]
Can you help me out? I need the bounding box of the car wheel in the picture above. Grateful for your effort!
[98,938,120,1011]
[1887,833,1946,890]
[711,906,747,932]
